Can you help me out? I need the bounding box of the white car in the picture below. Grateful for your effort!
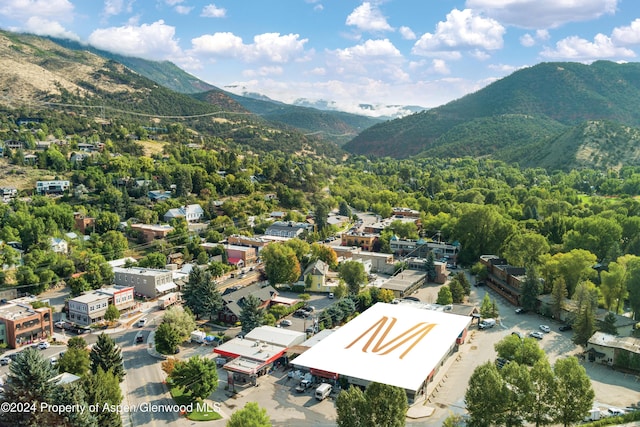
[0,357,10,366]
[280,319,292,327]
[54,321,66,329]
[37,342,50,350]
[539,325,551,333]
[529,331,544,340]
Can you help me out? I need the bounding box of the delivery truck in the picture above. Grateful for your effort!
[315,383,332,401]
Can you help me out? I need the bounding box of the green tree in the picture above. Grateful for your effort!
[169,356,218,401]
[83,367,122,427]
[454,205,515,265]
[436,286,453,305]
[465,361,509,427]
[520,266,541,313]
[527,358,557,427]
[51,381,98,427]
[600,312,618,335]
[155,321,182,355]
[563,216,622,262]
[503,231,550,268]
[227,402,271,427]
[137,252,167,268]
[0,348,58,426]
[334,283,347,300]
[95,211,120,234]
[501,361,534,427]
[68,336,88,349]
[182,268,223,320]
[550,277,568,320]
[68,275,90,297]
[339,260,367,295]
[261,243,301,286]
[336,385,368,427]
[104,304,120,322]
[57,346,91,376]
[161,306,196,341]
[480,293,493,319]
[365,382,408,427]
[494,335,545,366]
[449,281,465,303]
[89,333,125,382]
[600,256,630,313]
[553,357,594,427]
[240,294,265,334]
[425,252,436,282]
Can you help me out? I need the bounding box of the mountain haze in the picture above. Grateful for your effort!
[345,61,640,170]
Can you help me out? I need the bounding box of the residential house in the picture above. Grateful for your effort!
[148,190,172,202]
[3,140,23,151]
[264,221,314,239]
[303,259,331,292]
[50,237,68,254]
[74,212,95,234]
[163,204,204,223]
[0,187,17,203]
[113,267,177,299]
[0,302,53,348]
[218,283,278,324]
[269,211,287,220]
[36,180,70,195]
[130,223,174,243]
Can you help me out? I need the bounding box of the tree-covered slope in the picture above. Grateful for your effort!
[345,61,640,163]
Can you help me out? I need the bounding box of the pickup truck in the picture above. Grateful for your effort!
[295,379,313,392]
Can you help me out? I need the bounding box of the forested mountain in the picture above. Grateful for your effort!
[345,61,640,170]
[45,34,381,146]
[0,30,343,157]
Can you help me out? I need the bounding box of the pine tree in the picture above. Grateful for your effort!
[240,294,265,334]
[90,333,125,382]
[83,367,123,427]
[520,266,541,312]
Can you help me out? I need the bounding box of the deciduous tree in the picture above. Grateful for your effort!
[553,357,594,427]
[227,402,272,427]
[169,356,218,401]
[339,261,367,295]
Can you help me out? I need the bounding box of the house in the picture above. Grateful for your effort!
[327,214,350,228]
[74,212,95,234]
[3,140,23,151]
[129,223,174,243]
[269,211,287,220]
[303,260,330,291]
[148,190,172,202]
[0,302,53,348]
[36,180,70,195]
[50,237,68,254]
[264,221,314,239]
[218,283,278,324]
[163,204,204,223]
[112,267,177,299]
[0,187,17,203]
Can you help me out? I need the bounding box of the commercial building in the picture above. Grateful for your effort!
[264,221,314,238]
[129,223,174,243]
[377,269,427,298]
[0,302,53,348]
[113,267,177,299]
[479,255,525,306]
[586,332,640,372]
[292,302,472,402]
[96,285,136,312]
[67,292,110,326]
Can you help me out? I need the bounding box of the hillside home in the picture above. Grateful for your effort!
[49,237,68,254]
[218,283,278,324]
[74,212,95,234]
[0,187,17,203]
[130,223,174,243]
[303,259,330,291]
[163,204,204,223]
[36,180,70,195]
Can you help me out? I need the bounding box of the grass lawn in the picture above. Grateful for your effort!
[170,385,222,421]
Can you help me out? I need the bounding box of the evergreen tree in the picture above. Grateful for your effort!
[480,293,493,319]
[436,286,453,305]
[520,266,541,313]
[600,312,618,335]
[0,348,58,426]
[51,382,98,427]
[550,277,567,320]
[89,333,125,382]
[182,268,222,320]
[83,367,123,427]
[449,281,465,303]
[240,294,265,334]
[425,252,436,282]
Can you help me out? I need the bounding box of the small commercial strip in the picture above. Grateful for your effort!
[291,302,472,403]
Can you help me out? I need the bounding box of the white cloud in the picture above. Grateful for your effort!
[103,0,124,18]
[88,20,182,60]
[466,0,618,29]
[24,16,79,40]
[612,19,640,45]
[429,59,450,75]
[412,9,505,57]
[520,34,535,47]
[541,33,635,60]
[0,0,74,22]
[164,0,184,5]
[346,2,393,32]
[191,32,308,63]
[399,26,416,40]
[201,4,226,18]
[243,66,284,78]
[536,30,550,41]
[488,63,521,73]
[333,39,402,61]
[175,5,193,15]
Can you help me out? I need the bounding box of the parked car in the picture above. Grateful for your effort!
[328,293,334,299]
[280,319,292,327]
[37,341,50,350]
[529,331,544,340]
[539,325,551,333]
[559,324,573,332]
[54,321,67,329]
[511,331,523,339]
[515,308,527,314]
[0,357,11,366]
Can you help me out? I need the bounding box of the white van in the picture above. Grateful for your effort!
[315,383,332,401]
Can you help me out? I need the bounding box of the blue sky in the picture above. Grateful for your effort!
[0,0,639,117]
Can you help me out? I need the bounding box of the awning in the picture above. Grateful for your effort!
[228,257,244,265]
[156,282,178,293]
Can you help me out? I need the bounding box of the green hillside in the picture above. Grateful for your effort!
[345,61,640,169]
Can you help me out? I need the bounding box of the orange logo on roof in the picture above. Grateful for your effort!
[345,316,436,359]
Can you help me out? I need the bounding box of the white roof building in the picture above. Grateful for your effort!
[244,326,306,348]
[292,302,471,401]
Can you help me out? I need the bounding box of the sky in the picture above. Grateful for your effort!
[1,0,640,117]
